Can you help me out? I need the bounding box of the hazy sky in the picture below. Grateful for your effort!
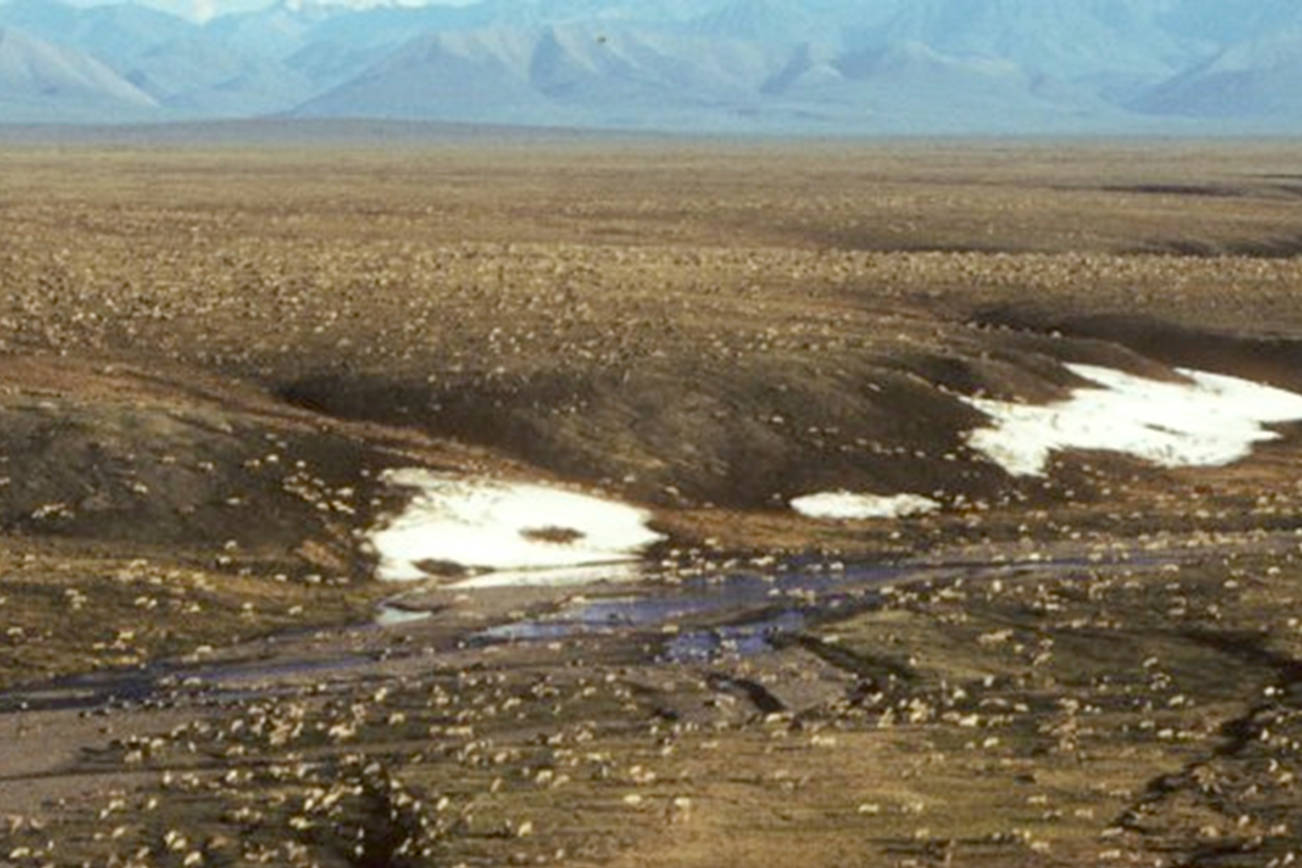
[62,0,477,21]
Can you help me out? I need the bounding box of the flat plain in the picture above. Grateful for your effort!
[2,130,1302,866]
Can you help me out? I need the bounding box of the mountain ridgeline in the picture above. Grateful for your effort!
[1,0,1300,132]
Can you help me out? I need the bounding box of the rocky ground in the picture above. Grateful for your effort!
[1,133,1302,865]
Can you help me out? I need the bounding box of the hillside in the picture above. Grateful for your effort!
[0,25,157,122]
[0,0,189,65]
[1133,29,1302,118]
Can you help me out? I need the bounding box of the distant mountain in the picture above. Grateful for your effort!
[296,23,791,128]
[295,23,1132,134]
[1132,29,1302,120]
[284,37,394,91]
[690,0,838,48]
[2,0,1302,133]
[124,37,312,116]
[162,59,312,116]
[1156,0,1302,46]
[203,2,343,60]
[295,26,547,124]
[529,24,778,105]
[297,2,499,53]
[868,0,1203,94]
[0,0,192,66]
[0,25,157,121]
[479,0,702,28]
[766,39,1126,132]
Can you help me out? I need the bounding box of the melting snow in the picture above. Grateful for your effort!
[791,491,940,520]
[450,561,645,589]
[375,604,435,627]
[963,363,1302,477]
[370,469,664,582]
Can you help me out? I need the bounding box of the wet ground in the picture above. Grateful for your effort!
[0,553,1106,714]
[5,531,1302,867]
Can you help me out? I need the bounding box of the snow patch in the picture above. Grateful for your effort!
[375,604,434,627]
[449,561,645,590]
[963,364,1302,477]
[370,469,664,582]
[791,491,940,520]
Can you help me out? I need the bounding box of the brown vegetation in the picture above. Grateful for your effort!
[1,132,1302,865]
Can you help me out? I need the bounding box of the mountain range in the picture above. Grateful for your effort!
[1,0,1300,133]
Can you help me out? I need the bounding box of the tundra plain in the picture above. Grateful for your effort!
[2,133,1302,866]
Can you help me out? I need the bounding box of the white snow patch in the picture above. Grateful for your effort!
[791,491,941,520]
[450,561,645,589]
[962,364,1302,477]
[370,469,664,582]
[375,604,434,627]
